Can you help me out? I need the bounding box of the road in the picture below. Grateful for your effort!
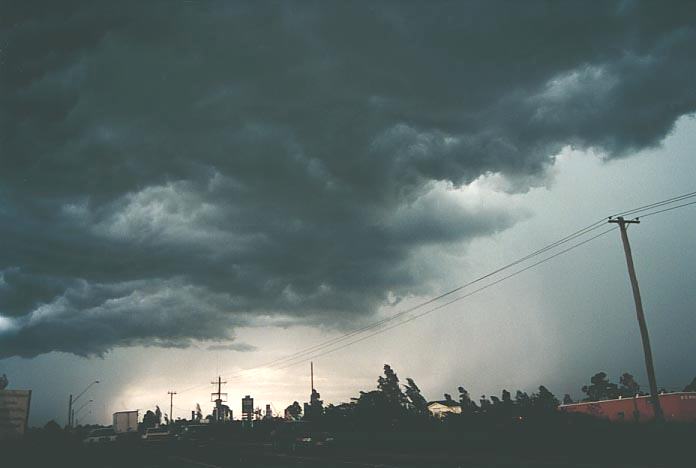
[123,443,661,468]
[4,437,676,468]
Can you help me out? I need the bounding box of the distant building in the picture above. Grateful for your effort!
[559,392,696,423]
[212,404,232,422]
[427,400,461,418]
[0,389,32,439]
[242,395,253,421]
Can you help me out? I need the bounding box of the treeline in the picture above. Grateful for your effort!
[315,364,560,429]
[574,371,696,403]
[292,364,696,429]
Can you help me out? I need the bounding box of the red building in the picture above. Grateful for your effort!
[559,392,696,422]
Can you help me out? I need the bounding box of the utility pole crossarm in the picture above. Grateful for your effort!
[608,216,664,421]
[608,216,640,225]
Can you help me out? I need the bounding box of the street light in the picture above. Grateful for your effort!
[68,380,99,428]
[74,399,93,427]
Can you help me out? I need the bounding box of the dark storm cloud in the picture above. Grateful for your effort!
[207,343,257,352]
[1,1,695,357]
[0,277,252,358]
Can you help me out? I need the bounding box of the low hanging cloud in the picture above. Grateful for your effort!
[1,1,695,358]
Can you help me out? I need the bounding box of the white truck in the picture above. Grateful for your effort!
[113,410,138,434]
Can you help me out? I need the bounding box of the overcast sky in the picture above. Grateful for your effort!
[1,1,695,426]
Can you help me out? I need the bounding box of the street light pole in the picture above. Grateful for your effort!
[69,380,99,428]
[74,399,93,427]
[67,394,73,429]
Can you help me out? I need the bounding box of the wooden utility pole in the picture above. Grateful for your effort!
[211,376,226,401]
[168,391,177,424]
[608,216,664,421]
[210,376,227,422]
[67,394,73,428]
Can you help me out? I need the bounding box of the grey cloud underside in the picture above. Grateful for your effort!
[207,342,258,352]
[1,1,695,357]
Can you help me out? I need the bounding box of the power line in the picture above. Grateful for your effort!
[271,226,618,370]
[220,189,696,381]
[635,199,696,219]
[231,227,617,376]
[215,222,607,382]
[228,221,609,375]
[612,191,696,218]
[178,190,695,388]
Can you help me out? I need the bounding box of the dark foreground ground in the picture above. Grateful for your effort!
[2,422,694,468]
[0,442,681,468]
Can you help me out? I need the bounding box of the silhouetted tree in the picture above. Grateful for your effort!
[285,401,302,420]
[142,410,157,429]
[501,389,512,406]
[683,377,696,392]
[305,389,324,420]
[619,372,641,397]
[43,420,61,433]
[352,389,399,426]
[582,372,619,401]
[311,389,323,411]
[377,364,408,408]
[403,378,428,415]
[515,391,531,409]
[563,394,574,405]
[458,387,475,413]
[531,385,559,412]
[353,390,383,408]
[323,402,356,424]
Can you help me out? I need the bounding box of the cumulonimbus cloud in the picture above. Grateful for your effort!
[1,1,695,357]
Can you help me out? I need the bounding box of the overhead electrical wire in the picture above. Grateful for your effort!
[611,191,696,218]
[271,226,618,370]
[212,221,608,383]
[217,190,696,382]
[635,199,696,219]
[177,189,696,392]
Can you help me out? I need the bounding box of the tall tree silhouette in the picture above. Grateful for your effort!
[619,373,641,397]
[377,364,408,408]
[501,389,512,406]
[142,410,157,429]
[403,378,428,415]
[308,388,324,419]
[285,401,302,420]
[458,386,475,413]
[515,390,531,409]
[582,372,620,401]
[532,386,559,412]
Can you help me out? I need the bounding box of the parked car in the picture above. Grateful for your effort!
[311,432,335,448]
[270,422,335,452]
[176,424,213,446]
[141,427,171,442]
[83,427,118,444]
